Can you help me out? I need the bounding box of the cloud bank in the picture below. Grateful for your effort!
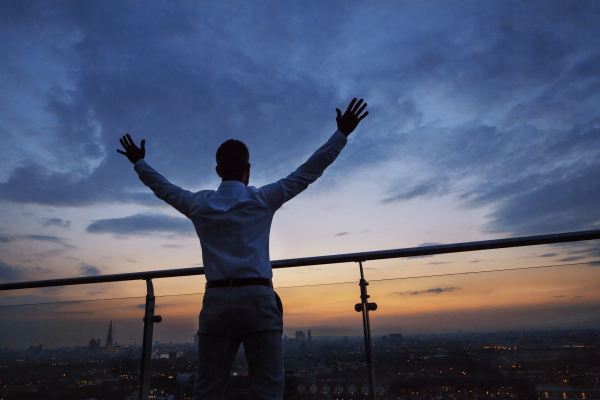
[86,213,195,237]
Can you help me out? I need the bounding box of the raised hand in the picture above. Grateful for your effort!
[117,134,145,164]
[335,98,369,136]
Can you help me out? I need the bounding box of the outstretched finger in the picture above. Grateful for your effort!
[119,138,128,149]
[357,111,369,121]
[116,149,127,155]
[336,108,342,120]
[352,99,364,113]
[125,133,134,147]
[140,139,145,150]
[356,102,367,115]
[345,98,357,114]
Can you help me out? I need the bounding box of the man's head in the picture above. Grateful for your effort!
[215,139,250,185]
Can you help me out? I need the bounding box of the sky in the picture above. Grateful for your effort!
[1,0,600,348]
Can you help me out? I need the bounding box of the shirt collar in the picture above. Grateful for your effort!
[218,180,246,189]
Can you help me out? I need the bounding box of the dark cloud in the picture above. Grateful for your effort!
[382,178,450,204]
[0,234,13,243]
[80,264,100,276]
[396,287,459,296]
[86,213,195,237]
[0,164,160,206]
[37,218,71,229]
[540,253,558,258]
[0,0,598,249]
[558,256,587,262]
[33,248,67,258]
[0,260,23,282]
[17,234,75,250]
[33,266,52,274]
[21,234,65,243]
[335,232,348,236]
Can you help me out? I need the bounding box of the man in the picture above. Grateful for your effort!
[117,98,368,399]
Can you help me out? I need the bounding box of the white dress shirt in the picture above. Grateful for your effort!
[134,130,347,281]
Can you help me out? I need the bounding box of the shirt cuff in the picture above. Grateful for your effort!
[133,159,148,173]
[333,130,348,145]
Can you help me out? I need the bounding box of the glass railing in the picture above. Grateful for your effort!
[366,259,600,400]
[0,295,145,400]
[0,229,599,400]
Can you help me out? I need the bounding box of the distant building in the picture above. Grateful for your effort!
[307,329,312,341]
[89,338,101,350]
[106,320,114,349]
[295,330,306,341]
[388,333,403,342]
[169,350,176,368]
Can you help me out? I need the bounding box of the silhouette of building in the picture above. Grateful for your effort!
[89,338,101,352]
[388,333,403,343]
[106,320,114,349]
[295,330,305,341]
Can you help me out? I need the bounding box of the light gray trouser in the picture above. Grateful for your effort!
[192,285,284,400]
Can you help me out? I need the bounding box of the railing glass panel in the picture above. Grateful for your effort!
[0,295,145,400]
[365,249,600,400]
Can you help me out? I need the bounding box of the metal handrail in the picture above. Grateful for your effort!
[2,228,600,400]
[1,229,599,291]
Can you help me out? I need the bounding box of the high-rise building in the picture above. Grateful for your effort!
[307,330,312,341]
[295,330,306,341]
[89,338,101,351]
[106,320,114,349]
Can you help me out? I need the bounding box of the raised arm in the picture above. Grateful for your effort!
[260,98,368,210]
[117,134,196,217]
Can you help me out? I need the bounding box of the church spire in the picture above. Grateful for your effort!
[106,320,113,349]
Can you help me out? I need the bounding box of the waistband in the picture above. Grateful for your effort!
[205,277,272,289]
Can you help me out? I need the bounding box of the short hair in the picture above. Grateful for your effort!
[216,139,249,175]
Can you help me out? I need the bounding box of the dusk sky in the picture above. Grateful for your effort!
[1,1,600,347]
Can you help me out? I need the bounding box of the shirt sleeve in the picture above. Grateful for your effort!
[133,160,197,217]
[259,130,348,211]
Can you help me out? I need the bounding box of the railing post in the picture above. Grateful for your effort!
[355,261,377,400]
[140,279,162,400]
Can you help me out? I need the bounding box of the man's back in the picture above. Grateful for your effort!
[191,181,276,281]
[133,130,349,280]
